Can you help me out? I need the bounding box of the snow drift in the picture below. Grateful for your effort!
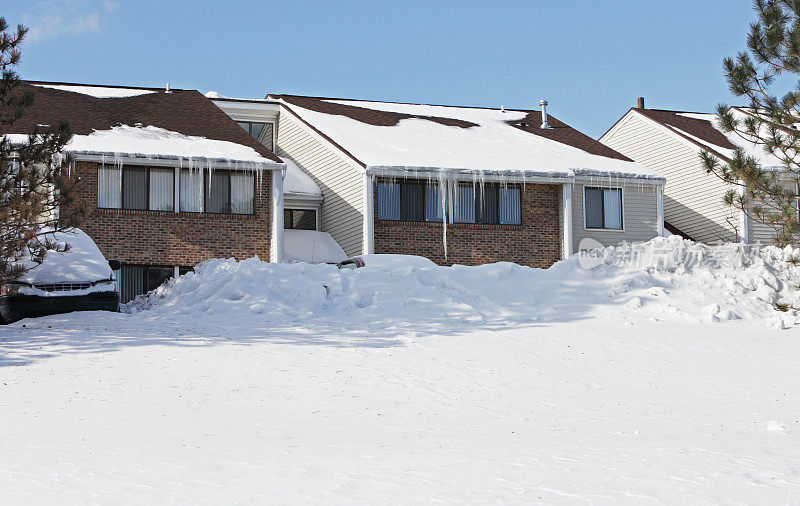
[126,236,800,331]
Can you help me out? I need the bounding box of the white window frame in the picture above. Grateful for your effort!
[582,185,625,232]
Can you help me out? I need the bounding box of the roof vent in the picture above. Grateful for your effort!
[500,104,505,113]
[539,99,551,129]
[637,96,645,109]
[165,82,172,94]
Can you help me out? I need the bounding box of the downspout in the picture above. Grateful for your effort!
[271,167,285,262]
[738,180,749,244]
[656,184,665,237]
[363,172,375,255]
[562,183,573,258]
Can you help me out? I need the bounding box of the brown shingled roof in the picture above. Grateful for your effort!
[630,108,737,161]
[270,94,632,163]
[2,81,281,162]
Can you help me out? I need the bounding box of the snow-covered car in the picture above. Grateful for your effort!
[0,229,120,323]
[337,254,437,270]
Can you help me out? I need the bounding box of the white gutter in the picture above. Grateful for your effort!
[562,183,573,258]
[366,166,665,185]
[272,168,286,263]
[656,185,665,236]
[739,180,750,244]
[363,173,375,255]
[72,152,284,171]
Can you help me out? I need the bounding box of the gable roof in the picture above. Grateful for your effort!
[269,94,662,181]
[611,107,785,170]
[2,81,282,165]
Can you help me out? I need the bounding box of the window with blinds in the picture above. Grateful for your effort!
[456,183,520,225]
[377,180,446,222]
[98,165,254,215]
[584,187,623,230]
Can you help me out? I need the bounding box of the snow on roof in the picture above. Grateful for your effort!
[675,110,785,170]
[66,125,278,166]
[282,157,322,197]
[278,97,661,180]
[284,230,347,264]
[33,84,156,98]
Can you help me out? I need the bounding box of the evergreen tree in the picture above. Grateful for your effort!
[0,17,83,285]
[703,0,800,245]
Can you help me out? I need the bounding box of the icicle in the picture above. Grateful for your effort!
[439,171,448,261]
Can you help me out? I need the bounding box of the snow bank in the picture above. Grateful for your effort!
[126,236,800,330]
[66,125,276,165]
[33,84,156,98]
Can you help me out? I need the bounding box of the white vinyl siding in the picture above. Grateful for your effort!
[572,181,659,251]
[275,111,365,257]
[600,111,739,243]
[747,176,796,245]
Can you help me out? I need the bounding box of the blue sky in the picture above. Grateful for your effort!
[6,0,756,138]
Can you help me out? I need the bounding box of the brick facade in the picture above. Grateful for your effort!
[66,161,272,266]
[373,181,562,268]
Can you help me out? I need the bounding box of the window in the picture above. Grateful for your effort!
[149,167,174,211]
[178,169,255,215]
[119,264,174,303]
[284,209,317,230]
[97,166,121,208]
[207,170,230,213]
[180,169,204,212]
[98,165,174,211]
[237,121,275,151]
[377,181,446,222]
[455,183,521,225]
[585,187,623,230]
[122,166,147,210]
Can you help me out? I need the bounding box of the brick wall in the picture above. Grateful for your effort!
[373,181,562,268]
[66,161,272,266]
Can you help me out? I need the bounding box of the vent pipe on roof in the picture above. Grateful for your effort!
[165,82,172,94]
[501,104,505,113]
[637,96,645,109]
[539,99,551,129]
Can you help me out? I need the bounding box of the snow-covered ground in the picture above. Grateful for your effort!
[2,237,800,503]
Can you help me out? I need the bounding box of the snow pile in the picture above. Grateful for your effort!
[281,98,661,179]
[66,125,277,166]
[284,230,347,264]
[18,229,113,285]
[126,236,800,330]
[33,84,156,98]
[282,157,322,196]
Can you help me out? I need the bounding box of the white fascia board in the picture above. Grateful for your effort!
[284,193,324,206]
[365,166,574,184]
[211,99,280,112]
[72,152,285,171]
[573,173,665,186]
[277,103,367,174]
[598,109,638,144]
